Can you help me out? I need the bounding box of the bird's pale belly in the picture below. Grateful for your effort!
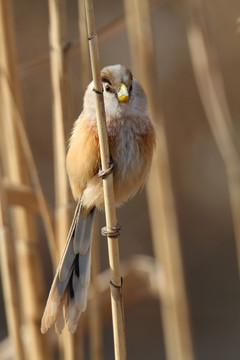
[81,128,150,210]
[111,130,148,205]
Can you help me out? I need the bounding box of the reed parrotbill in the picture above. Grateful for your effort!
[41,64,156,334]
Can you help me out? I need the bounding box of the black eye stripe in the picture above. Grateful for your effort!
[101,77,112,85]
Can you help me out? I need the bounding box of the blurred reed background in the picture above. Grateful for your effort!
[0,0,240,359]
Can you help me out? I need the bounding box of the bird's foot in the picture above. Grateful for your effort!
[101,223,121,238]
[98,158,115,179]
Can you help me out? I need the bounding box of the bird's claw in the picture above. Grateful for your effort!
[98,159,115,179]
[101,223,121,238]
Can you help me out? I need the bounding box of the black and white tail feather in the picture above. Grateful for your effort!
[41,202,95,334]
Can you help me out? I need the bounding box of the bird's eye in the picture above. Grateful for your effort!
[129,84,133,92]
[105,84,111,92]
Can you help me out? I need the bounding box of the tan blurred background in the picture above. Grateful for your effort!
[1,0,240,359]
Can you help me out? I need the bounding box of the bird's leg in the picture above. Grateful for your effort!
[98,158,115,179]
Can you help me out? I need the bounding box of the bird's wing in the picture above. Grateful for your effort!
[66,115,100,201]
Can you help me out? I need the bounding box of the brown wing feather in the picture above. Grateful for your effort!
[66,115,100,201]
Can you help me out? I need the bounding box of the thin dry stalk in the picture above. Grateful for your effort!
[124,1,195,360]
[78,1,103,358]
[186,1,240,275]
[84,0,127,359]
[48,0,73,258]
[78,0,91,92]
[0,1,48,359]
[4,86,56,264]
[0,20,56,262]
[48,0,80,358]
[0,168,25,360]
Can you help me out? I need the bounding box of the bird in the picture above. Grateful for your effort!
[41,64,156,335]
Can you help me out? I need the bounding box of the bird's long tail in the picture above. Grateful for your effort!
[41,201,95,334]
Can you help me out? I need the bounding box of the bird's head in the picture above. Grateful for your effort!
[83,64,148,122]
[101,64,133,104]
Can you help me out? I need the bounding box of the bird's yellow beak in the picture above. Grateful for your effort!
[117,83,129,102]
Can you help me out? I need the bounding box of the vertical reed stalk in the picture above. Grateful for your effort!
[78,1,103,358]
[186,0,240,276]
[124,1,195,360]
[84,1,127,359]
[0,167,25,360]
[48,1,80,359]
[78,0,91,92]
[0,1,48,359]
[0,62,56,265]
[6,90,56,265]
[48,0,73,259]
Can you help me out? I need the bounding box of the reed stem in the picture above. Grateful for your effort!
[48,0,80,359]
[0,1,48,359]
[48,0,73,259]
[124,1,195,359]
[186,0,240,277]
[78,1,103,358]
[84,1,127,359]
